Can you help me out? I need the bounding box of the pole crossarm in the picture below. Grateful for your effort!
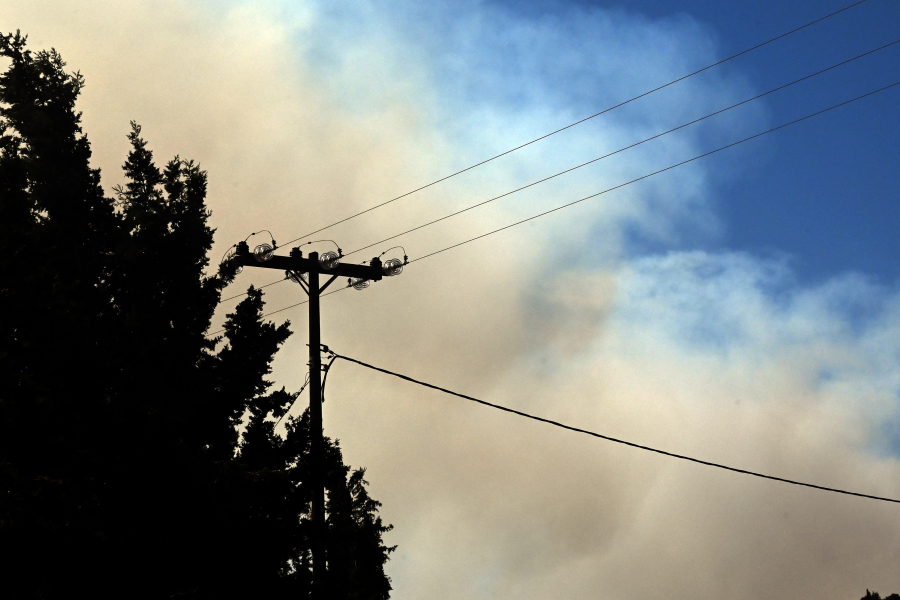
[227,241,403,596]
[228,241,395,595]
[234,241,384,282]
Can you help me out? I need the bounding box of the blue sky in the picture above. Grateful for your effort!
[491,0,900,284]
[293,0,900,288]
[8,1,900,597]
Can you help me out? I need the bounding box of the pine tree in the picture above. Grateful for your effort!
[0,31,393,599]
[862,591,900,600]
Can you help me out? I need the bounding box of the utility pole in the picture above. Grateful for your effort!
[233,240,399,596]
[306,254,325,590]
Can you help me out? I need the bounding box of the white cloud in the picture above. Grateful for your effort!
[6,0,899,597]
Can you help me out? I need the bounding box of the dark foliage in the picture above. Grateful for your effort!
[862,591,900,600]
[0,31,393,599]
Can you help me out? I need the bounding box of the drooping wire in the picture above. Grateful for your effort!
[230,79,900,323]
[217,231,280,298]
[272,353,337,433]
[274,0,872,250]
[244,229,277,245]
[379,246,406,257]
[299,239,343,255]
[320,354,339,403]
[378,246,408,265]
[330,352,900,504]
[343,37,900,257]
[220,244,237,264]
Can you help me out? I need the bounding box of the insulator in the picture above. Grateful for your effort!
[351,278,370,291]
[319,251,340,270]
[382,258,403,276]
[286,270,307,284]
[254,243,274,263]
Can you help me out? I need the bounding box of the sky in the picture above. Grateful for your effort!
[5,0,900,598]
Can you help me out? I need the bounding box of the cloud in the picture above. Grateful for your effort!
[6,0,900,598]
[342,250,900,599]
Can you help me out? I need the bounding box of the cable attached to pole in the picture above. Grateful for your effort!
[213,19,896,309]
[320,353,338,404]
[327,351,900,505]
[216,77,900,328]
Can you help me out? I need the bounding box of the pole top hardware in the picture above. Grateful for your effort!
[305,343,334,356]
[234,244,384,282]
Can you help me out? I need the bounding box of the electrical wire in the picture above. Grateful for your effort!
[271,352,336,432]
[408,80,900,265]
[216,79,900,327]
[215,242,345,307]
[343,37,900,258]
[205,285,350,338]
[379,246,407,259]
[320,354,339,403]
[220,244,237,264]
[219,276,288,303]
[244,229,276,244]
[300,239,343,254]
[274,0,871,250]
[216,34,898,306]
[329,352,900,504]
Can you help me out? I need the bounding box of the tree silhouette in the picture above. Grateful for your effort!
[0,31,393,599]
[862,591,900,600]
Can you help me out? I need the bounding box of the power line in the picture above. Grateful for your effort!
[216,35,898,307]
[409,80,900,264]
[227,79,900,325]
[219,276,286,303]
[330,352,900,504]
[206,285,349,338]
[274,0,871,250]
[343,37,900,257]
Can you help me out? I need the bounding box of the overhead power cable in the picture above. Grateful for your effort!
[216,34,897,306]
[205,285,349,338]
[233,79,900,323]
[409,80,900,264]
[344,37,900,257]
[330,352,900,504]
[273,0,871,250]
[219,277,286,303]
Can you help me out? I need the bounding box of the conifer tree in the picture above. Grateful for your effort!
[862,591,900,600]
[0,31,393,599]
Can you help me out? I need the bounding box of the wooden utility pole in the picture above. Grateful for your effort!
[307,253,325,590]
[234,241,392,596]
